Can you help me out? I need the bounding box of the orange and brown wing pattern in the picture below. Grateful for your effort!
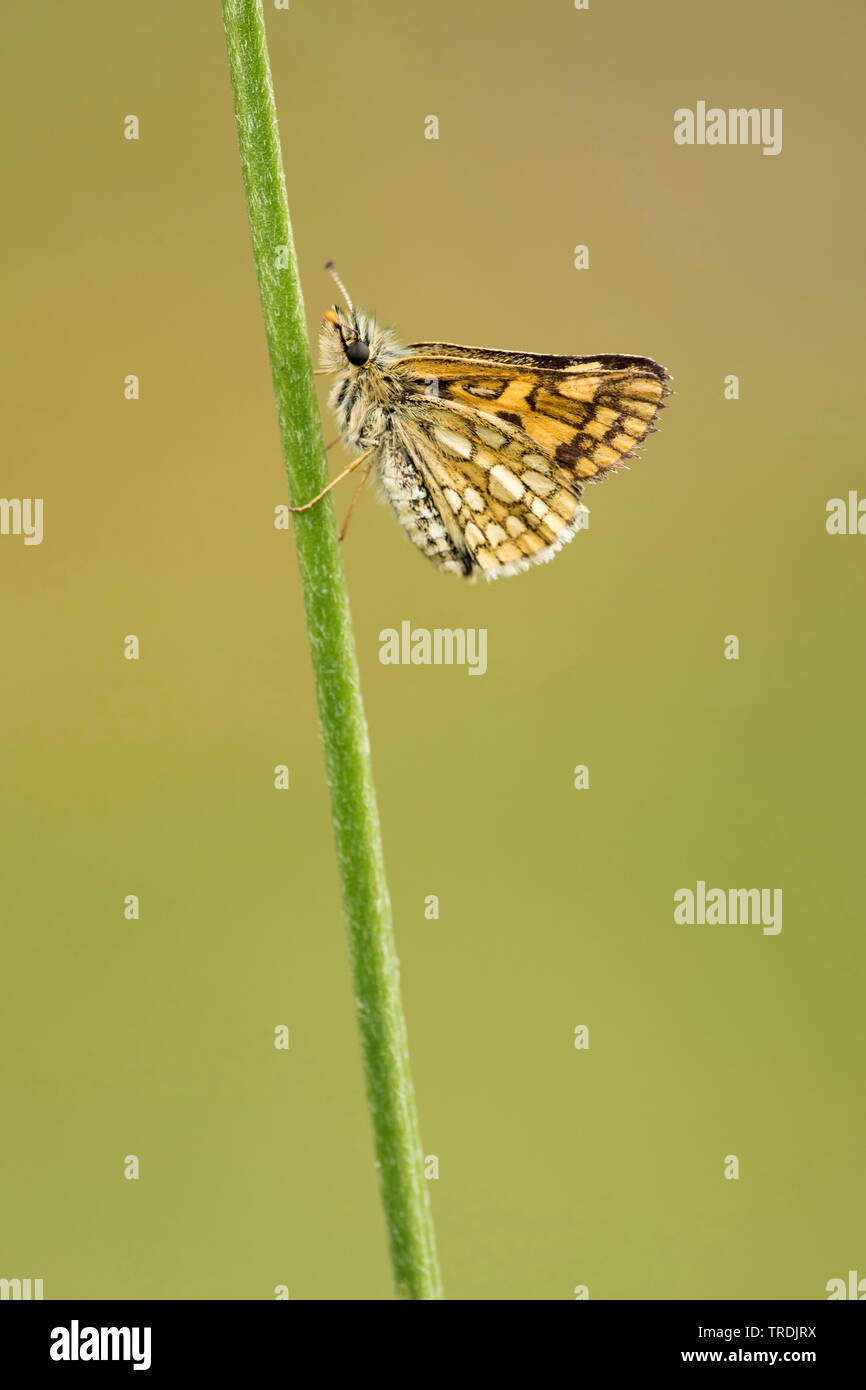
[393,347,671,485]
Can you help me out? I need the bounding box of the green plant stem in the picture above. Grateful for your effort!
[221,0,442,1300]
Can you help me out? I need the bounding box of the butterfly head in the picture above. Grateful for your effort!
[323,306,371,367]
[319,260,372,369]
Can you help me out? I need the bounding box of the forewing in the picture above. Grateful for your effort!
[393,345,671,484]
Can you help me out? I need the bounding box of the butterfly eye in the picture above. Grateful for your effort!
[345,339,370,366]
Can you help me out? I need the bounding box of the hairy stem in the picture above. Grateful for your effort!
[221,0,442,1300]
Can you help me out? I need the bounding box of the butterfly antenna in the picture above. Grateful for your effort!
[325,260,355,315]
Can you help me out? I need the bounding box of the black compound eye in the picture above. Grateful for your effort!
[345,339,370,366]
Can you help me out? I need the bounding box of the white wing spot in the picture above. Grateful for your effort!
[521,469,555,497]
[477,426,506,449]
[434,425,473,459]
[489,465,524,503]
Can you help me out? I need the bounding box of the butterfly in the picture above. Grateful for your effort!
[293,263,671,579]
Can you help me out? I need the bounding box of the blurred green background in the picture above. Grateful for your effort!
[1,0,863,1300]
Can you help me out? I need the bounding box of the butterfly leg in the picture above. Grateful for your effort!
[287,446,376,514]
[338,456,375,541]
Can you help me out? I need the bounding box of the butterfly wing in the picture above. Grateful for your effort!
[379,345,669,578]
[394,346,671,483]
[377,398,587,578]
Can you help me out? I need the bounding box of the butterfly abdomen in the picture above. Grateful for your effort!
[376,428,473,576]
